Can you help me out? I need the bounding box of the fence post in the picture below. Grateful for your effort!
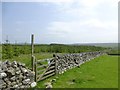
[35,57,37,82]
[31,34,34,71]
[54,54,57,75]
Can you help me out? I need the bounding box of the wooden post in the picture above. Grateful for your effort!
[54,54,57,75]
[35,57,37,82]
[31,34,34,71]
[55,59,57,75]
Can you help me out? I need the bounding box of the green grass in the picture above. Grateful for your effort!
[0,45,2,52]
[108,49,120,55]
[36,55,118,88]
[2,52,66,68]
[2,52,118,88]
[2,53,54,68]
[0,45,2,60]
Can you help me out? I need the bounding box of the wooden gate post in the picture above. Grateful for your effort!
[31,34,34,71]
[55,58,57,75]
[54,54,58,75]
[35,57,37,82]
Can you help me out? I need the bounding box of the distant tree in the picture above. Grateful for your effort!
[13,45,20,56]
[2,43,13,59]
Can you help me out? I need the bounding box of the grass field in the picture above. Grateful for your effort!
[36,55,118,88]
[2,51,118,88]
[2,52,65,68]
[2,53,54,68]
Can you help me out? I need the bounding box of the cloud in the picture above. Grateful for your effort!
[2,0,74,2]
[2,0,118,43]
[47,18,117,34]
[43,0,118,43]
[46,17,118,43]
[0,10,2,42]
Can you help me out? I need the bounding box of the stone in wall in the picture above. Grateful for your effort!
[53,51,104,74]
[0,60,36,89]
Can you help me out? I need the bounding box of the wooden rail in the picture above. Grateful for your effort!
[35,58,56,82]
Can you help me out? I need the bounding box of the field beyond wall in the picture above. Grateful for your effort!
[1,43,119,88]
[37,55,118,88]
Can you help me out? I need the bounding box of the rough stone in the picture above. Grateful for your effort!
[20,68,28,74]
[15,70,21,75]
[10,76,16,81]
[22,79,30,85]
[50,79,56,84]
[0,72,7,78]
[54,51,104,74]
[45,82,52,88]
[13,84,19,88]
[30,82,37,87]
[0,61,35,89]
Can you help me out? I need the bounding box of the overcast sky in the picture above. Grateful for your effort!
[1,0,119,44]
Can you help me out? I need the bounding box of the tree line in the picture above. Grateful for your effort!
[2,43,108,59]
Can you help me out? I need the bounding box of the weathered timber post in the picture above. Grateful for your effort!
[31,34,37,82]
[34,57,37,82]
[31,34,34,71]
[53,54,57,75]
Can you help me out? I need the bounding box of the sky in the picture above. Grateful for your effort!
[1,0,119,44]
[0,2,2,44]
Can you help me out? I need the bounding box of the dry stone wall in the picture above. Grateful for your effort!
[0,51,106,89]
[53,51,105,74]
[0,61,36,89]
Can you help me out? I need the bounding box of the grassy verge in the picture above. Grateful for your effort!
[36,55,118,88]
